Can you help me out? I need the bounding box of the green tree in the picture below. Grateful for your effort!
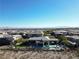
[57,35,68,45]
[43,30,54,36]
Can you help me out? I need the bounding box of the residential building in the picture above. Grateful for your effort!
[27,36,63,50]
[12,35,22,40]
[51,30,68,37]
[68,30,79,35]
[22,30,44,38]
[0,34,13,46]
[65,35,79,46]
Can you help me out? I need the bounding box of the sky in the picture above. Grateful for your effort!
[0,0,79,28]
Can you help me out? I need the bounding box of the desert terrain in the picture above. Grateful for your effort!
[0,50,79,59]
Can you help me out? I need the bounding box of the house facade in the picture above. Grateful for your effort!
[51,30,68,37]
[27,36,64,50]
[65,35,79,47]
[0,34,13,46]
[22,30,44,38]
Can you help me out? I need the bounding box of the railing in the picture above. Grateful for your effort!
[0,46,64,52]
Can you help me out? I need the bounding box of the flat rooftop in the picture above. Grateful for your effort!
[65,35,79,39]
[29,36,58,41]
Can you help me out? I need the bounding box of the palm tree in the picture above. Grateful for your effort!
[57,35,68,46]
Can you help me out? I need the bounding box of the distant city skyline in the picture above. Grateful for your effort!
[0,0,79,28]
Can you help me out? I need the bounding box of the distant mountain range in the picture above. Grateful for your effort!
[0,27,79,30]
